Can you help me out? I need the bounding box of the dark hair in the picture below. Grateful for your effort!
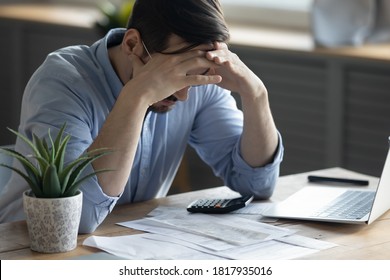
[127,0,230,53]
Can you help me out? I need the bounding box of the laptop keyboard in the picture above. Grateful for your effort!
[311,190,375,220]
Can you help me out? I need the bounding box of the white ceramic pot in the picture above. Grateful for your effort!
[23,190,83,253]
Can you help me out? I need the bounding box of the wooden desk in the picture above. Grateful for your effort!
[1,167,389,260]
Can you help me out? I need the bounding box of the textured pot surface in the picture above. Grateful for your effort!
[23,190,82,253]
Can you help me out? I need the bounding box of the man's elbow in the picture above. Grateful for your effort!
[253,185,274,200]
[251,174,278,200]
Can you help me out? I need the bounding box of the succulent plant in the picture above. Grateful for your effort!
[0,123,111,198]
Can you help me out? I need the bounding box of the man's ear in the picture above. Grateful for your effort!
[122,29,144,57]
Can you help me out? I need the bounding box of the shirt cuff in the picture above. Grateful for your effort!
[232,131,284,176]
[80,163,120,212]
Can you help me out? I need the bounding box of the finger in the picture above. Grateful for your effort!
[205,49,228,64]
[185,74,222,87]
[179,56,219,76]
[214,41,229,50]
[206,42,228,58]
[206,53,229,65]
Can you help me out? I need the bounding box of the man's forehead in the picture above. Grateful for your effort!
[163,34,214,54]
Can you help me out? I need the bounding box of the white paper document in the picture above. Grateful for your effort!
[232,201,273,214]
[138,206,293,245]
[83,233,223,260]
[83,232,324,260]
[83,206,337,259]
[118,218,237,251]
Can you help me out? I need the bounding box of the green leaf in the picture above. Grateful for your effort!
[54,123,67,152]
[32,133,50,173]
[58,155,91,191]
[0,148,40,180]
[0,147,44,195]
[2,123,113,198]
[47,128,56,164]
[23,162,43,193]
[42,138,50,154]
[54,134,71,173]
[0,163,43,197]
[63,168,114,197]
[33,133,50,160]
[65,149,112,192]
[42,164,62,198]
[6,128,40,157]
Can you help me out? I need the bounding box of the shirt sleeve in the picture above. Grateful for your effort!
[77,163,121,233]
[228,132,284,199]
[18,62,120,234]
[189,86,284,200]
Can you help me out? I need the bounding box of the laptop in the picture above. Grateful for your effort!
[262,137,390,224]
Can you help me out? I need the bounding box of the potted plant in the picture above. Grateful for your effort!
[0,123,111,253]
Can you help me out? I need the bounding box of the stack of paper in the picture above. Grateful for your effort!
[83,206,336,259]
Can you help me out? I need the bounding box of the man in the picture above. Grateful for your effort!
[0,0,283,233]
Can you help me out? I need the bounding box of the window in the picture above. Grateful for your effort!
[47,0,122,6]
[47,0,313,31]
[220,0,313,31]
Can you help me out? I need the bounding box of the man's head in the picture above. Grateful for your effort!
[127,0,230,54]
[125,0,230,113]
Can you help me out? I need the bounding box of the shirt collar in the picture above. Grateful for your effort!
[95,28,127,99]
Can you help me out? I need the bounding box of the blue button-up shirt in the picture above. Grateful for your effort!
[0,29,283,233]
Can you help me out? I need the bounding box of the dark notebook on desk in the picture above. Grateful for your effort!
[263,137,390,224]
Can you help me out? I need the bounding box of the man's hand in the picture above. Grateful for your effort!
[205,42,265,99]
[128,49,222,106]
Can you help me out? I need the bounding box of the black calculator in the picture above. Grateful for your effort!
[186,195,254,214]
